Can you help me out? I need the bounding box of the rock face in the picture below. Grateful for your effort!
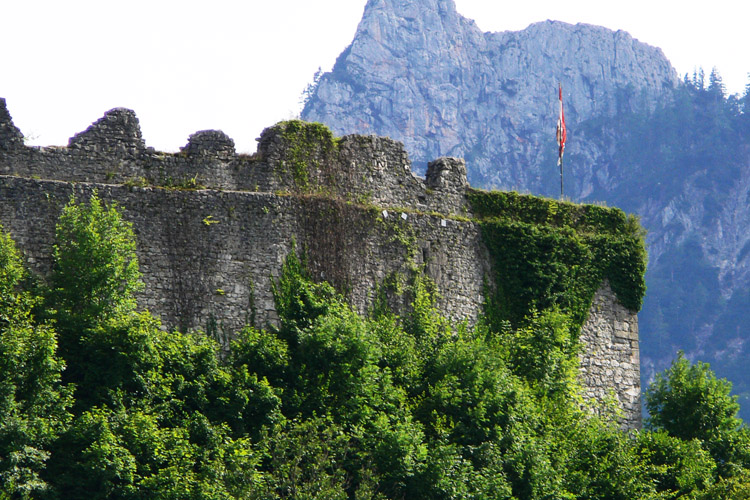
[302,0,677,192]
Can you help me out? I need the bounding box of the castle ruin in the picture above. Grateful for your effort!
[0,98,642,428]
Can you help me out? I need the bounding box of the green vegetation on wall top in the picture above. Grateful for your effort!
[271,120,339,191]
[467,189,647,333]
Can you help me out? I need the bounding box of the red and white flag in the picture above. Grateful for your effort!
[556,84,567,165]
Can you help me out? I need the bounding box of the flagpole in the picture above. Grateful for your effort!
[556,82,566,200]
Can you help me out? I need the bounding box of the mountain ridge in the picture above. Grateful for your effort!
[305,0,678,188]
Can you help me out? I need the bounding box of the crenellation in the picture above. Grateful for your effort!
[0,98,25,151]
[425,157,469,214]
[182,130,236,159]
[0,99,643,428]
[0,104,473,216]
[68,108,146,158]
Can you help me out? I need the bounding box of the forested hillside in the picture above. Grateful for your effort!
[2,191,750,498]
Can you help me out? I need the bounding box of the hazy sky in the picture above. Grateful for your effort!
[3,0,748,153]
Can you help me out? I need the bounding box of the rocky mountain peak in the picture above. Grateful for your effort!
[304,0,678,190]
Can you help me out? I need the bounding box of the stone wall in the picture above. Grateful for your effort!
[0,100,467,217]
[579,281,642,429]
[0,176,487,337]
[0,98,642,427]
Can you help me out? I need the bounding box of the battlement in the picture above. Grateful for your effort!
[0,98,469,216]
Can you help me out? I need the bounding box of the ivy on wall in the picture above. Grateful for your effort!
[272,120,339,191]
[467,189,647,335]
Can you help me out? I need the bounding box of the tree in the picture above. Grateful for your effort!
[635,431,716,498]
[49,193,143,328]
[503,308,578,399]
[0,226,72,498]
[741,76,750,133]
[300,67,323,111]
[708,67,726,100]
[645,352,741,441]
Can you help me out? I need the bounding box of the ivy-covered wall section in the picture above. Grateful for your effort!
[468,189,647,334]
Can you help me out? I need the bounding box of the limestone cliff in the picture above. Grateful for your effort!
[302,0,677,191]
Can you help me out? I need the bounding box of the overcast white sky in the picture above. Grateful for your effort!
[3,0,748,153]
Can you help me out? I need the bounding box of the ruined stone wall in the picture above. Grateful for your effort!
[0,176,487,338]
[0,98,642,427]
[0,102,466,217]
[579,282,642,429]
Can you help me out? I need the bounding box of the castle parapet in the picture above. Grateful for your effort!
[0,99,467,216]
[255,122,470,214]
[426,157,469,214]
[69,108,146,158]
[183,130,237,159]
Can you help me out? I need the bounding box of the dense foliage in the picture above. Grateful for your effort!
[467,190,647,332]
[2,194,750,498]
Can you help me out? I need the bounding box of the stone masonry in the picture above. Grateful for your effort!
[579,281,642,429]
[0,98,642,427]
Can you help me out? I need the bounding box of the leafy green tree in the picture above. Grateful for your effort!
[0,227,72,498]
[49,193,143,328]
[645,352,741,441]
[413,441,513,500]
[690,468,750,499]
[46,407,137,499]
[645,352,750,483]
[270,244,334,347]
[503,308,579,399]
[401,280,568,498]
[258,417,354,500]
[262,248,429,497]
[635,430,716,498]
[36,197,278,499]
[557,416,658,500]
